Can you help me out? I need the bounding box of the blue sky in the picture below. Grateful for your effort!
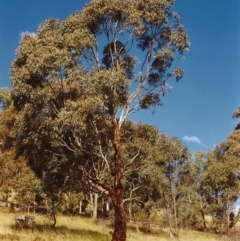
[0,0,239,153]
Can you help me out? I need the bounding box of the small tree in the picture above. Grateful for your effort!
[0,88,41,210]
[11,1,189,240]
[0,150,41,210]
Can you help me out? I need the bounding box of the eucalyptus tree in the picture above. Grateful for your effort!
[0,150,40,209]
[120,121,163,224]
[153,136,190,237]
[0,89,41,210]
[121,125,191,235]
[216,106,240,167]
[11,0,189,240]
[200,150,239,234]
[185,151,210,230]
[212,106,240,233]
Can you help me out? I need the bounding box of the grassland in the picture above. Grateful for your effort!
[0,208,238,241]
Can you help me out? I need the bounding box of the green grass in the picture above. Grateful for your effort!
[0,208,237,241]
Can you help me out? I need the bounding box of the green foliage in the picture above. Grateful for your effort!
[2,0,240,239]
[209,106,240,233]
[0,88,11,110]
[10,1,189,240]
[0,150,41,206]
[186,150,240,234]
[59,192,84,215]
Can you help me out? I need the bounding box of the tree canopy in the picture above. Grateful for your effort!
[10,1,189,240]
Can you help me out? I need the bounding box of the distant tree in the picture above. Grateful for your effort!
[153,136,190,237]
[203,151,239,234]
[185,151,210,231]
[212,106,240,234]
[120,121,163,227]
[11,1,189,240]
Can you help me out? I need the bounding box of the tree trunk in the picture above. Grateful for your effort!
[112,202,126,240]
[51,212,57,228]
[164,196,177,238]
[89,192,98,219]
[200,209,207,230]
[111,113,126,241]
[5,192,9,207]
[172,195,178,237]
[165,207,175,238]
[128,202,132,222]
[226,207,230,235]
[50,194,57,228]
[199,199,207,230]
[106,200,109,213]
[146,216,151,233]
[93,193,98,219]
[79,200,82,214]
[89,192,93,217]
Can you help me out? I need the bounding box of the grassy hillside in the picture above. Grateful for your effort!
[0,208,238,241]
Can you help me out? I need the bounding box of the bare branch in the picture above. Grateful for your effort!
[124,150,140,169]
[59,137,76,153]
[123,164,149,176]
[123,196,141,203]
[90,46,101,71]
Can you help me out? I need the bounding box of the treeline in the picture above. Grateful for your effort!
[0,87,240,236]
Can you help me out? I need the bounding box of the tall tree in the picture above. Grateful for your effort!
[213,106,240,233]
[11,1,189,240]
[153,136,190,237]
[187,151,210,231]
[120,121,163,225]
[202,151,239,234]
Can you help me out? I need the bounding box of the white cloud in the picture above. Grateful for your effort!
[182,135,201,144]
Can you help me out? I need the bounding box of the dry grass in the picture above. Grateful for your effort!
[0,208,111,241]
[0,208,236,241]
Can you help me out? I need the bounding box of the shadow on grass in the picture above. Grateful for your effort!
[0,234,21,241]
[127,222,168,237]
[10,223,111,241]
